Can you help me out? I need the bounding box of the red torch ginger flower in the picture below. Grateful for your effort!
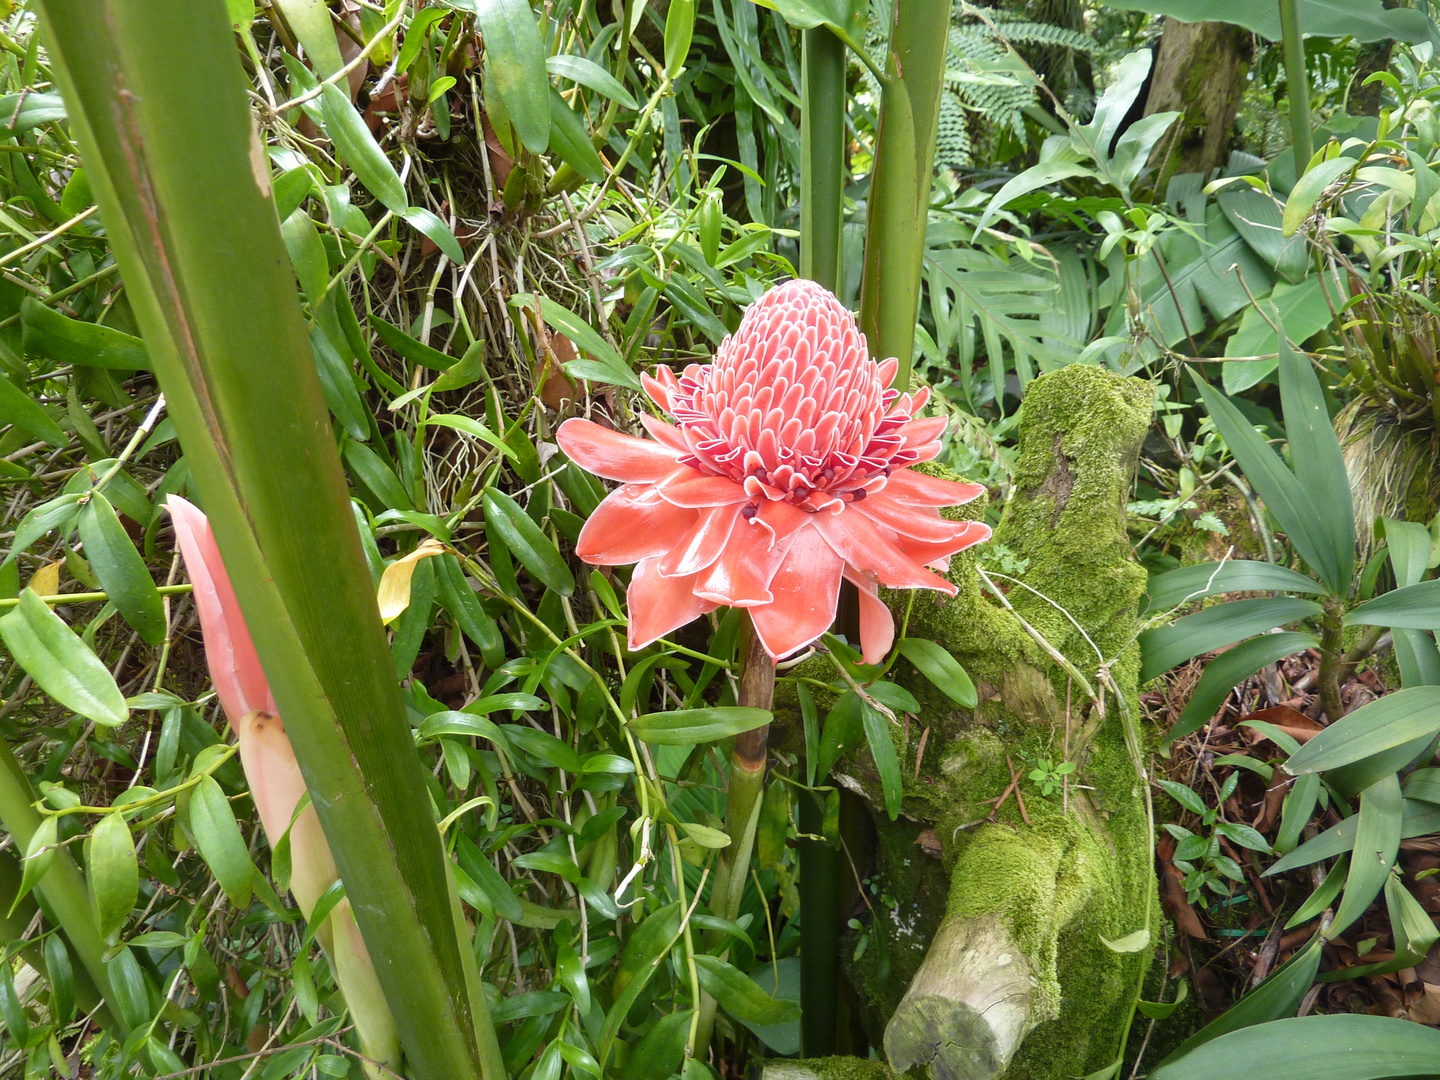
[557,280,990,663]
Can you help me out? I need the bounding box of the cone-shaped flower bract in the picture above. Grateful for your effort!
[558,280,990,663]
[167,496,399,1075]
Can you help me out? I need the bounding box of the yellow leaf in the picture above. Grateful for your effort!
[27,560,61,598]
[376,538,447,624]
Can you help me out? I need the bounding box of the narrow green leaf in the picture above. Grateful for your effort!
[43,934,75,1024]
[546,54,637,110]
[401,206,465,264]
[21,298,151,370]
[798,683,819,787]
[628,706,771,745]
[88,812,137,941]
[1286,686,1440,775]
[472,0,550,154]
[859,697,903,820]
[310,323,370,442]
[343,438,413,511]
[1331,774,1402,936]
[281,207,328,304]
[5,494,84,564]
[13,815,57,916]
[78,492,165,645]
[320,83,407,213]
[1347,579,1440,630]
[1282,156,1355,236]
[896,637,977,707]
[0,590,128,726]
[190,774,256,909]
[271,0,344,76]
[694,955,801,1025]
[482,488,573,595]
[369,314,453,370]
[547,88,605,183]
[664,0,695,78]
[1141,598,1322,682]
[1168,633,1318,744]
[427,414,517,460]
[0,372,68,448]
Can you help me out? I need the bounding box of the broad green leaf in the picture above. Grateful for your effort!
[1285,686,1440,775]
[1099,0,1434,43]
[0,91,66,130]
[1347,579,1440,630]
[472,0,550,154]
[1140,597,1322,681]
[1167,633,1318,744]
[1331,774,1402,936]
[0,589,128,726]
[1100,928,1151,953]
[816,690,863,779]
[491,991,570,1024]
[482,488,574,595]
[664,0,695,78]
[43,935,74,1024]
[756,777,788,869]
[21,298,151,370]
[620,1009,692,1080]
[694,955,800,1026]
[89,811,138,941]
[896,637,977,707]
[547,88,606,184]
[320,83,407,213]
[513,851,581,883]
[546,55,638,110]
[1276,338,1353,590]
[397,7,448,74]
[1275,771,1319,855]
[860,697,903,820]
[401,206,465,264]
[466,845,523,922]
[1282,157,1356,236]
[281,207,328,304]
[628,706,770,745]
[434,554,504,667]
[529,298,640,390]
[190,774,256,909]
[1195,375,1343,594]
[1137,979,1189,1020]
[271,0,344,75]
[1150,1013,1440,1080]
[78,492,165,645]
[555,931,591,1014]
[679,821,731,849]
[0,372,68,448]
[975,163,1096,234]
[0,962,24,1044]
[5,493,84,564]
[1155,932,1324,1066]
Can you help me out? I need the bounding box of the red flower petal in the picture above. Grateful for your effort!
[854,492,986,545]
[659,505,740,577]
[167,496,275,724]
[626,557,717,650]
[884,469,986,506]
[693,517,790,607]
[655,469,750,508]
[896,521,993,569]
[845,570,895,666]
[641,414,690,453]
[898,416,947,446]
[815,509,957,595]
[556,418,680,482]
[749,524,844,660]
[576,486,698,565]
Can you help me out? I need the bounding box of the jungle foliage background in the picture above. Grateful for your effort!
[2,0,1440,1078]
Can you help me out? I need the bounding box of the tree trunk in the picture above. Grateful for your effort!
[1144,18,1254,190]
[777,364,1156,1080]
[1349,0,1401,117]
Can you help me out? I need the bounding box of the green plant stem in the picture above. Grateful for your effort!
[801,26,846,294]
[858,0,951,390]
[1318,598,1346,721]
[0,584,192,609]
[1279,0,1314,174]
[35,5,498,1077]
[797,787,838,1057]
[694,613,775,1056]
[0,736,123,1034]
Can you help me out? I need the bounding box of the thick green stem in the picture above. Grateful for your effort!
[1319,598,1346,722]
[801,26,846,294]
[35,5,499,1077]
[797,789,838,1057]
[1278,0,1314,174]
[858,0,952,390]
[0,738,123,1033]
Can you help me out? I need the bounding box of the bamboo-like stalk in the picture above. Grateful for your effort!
[1278,0,1314,174]
[0,738,122,1033]
[858,0,952,391]
[798,23,847,1058]
[34,5,498,1077]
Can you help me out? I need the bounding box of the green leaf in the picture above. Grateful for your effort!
[401,206,465,264]
[78,492,166,645]
[1100,927,1151,953]
[896,637,977,707]
[1268,799,1440,875]
[530,298,640,391]
[310,323,370,442]
[1285,686,1440,775]
[0,589,128,726]
[271,0,344,75]
[1168,633,1318,744]
[88,811,137,941]
[13,815,57,916]
[1276,338,1354,590]
[482,488,573,595]
[20,298,151,370]
[1137,979,1189,1020]
[799,683,820,786]
[1100,0,1434,43]
[429,414,517,460]
[620,1009,692,1080]
[190,774,256,909]
[43,935,75,1024]
[664,0,695,78]
[471,0,550,154]
[368,314,453,370]
[320,83,407,213]
[1142,561,1326,614]
[281,207,328,304]
[628,707,771,745]
[1195,375,1344,594]
[0,91,66,129]
[860,697,903,820]
[1156,932,1324,1066]
[0,372,68,448]
[1347,579,1440,630]
[693,955,801,1026]
[975,163,1096,234]
[546,54,637,110]
[1331,774,1402,936]
[343,438,413,511]
[547,89,605,184]
[679,821,732,849]
[1140,597,1323,681]
[1282,156,1356,236]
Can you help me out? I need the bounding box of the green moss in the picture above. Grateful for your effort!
[781,1057,896,1080]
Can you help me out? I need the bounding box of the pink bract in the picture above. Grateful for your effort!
[557,279,990,663]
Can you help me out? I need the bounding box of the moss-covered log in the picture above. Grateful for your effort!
[814,364,1157,1080]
